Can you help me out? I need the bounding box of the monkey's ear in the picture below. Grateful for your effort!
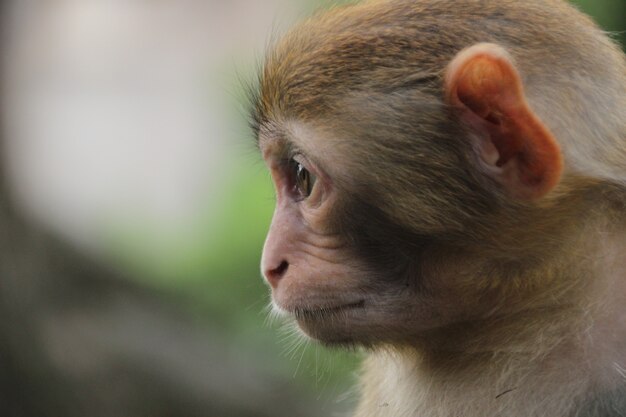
[445,43,563,200]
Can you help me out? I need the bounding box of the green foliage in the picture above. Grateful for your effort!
[571,0,626,47]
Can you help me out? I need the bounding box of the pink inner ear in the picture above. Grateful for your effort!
[445,43,563,200]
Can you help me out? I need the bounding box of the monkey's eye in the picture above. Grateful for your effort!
[289,158,316,199]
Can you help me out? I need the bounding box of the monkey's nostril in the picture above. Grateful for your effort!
[275,260,289,275]
[266,261,289,288]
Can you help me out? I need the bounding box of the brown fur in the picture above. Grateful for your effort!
[250,0,626,416]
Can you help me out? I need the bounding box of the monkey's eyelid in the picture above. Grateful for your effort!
[284,143,306,161]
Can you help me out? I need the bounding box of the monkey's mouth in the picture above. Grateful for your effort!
[292,300,365,320]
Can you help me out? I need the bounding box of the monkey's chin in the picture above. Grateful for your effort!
[290,300,365,346]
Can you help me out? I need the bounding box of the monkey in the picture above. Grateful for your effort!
[248,0,626,416]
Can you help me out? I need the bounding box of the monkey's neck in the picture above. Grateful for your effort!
[358,233,626,417]
[358,337,617,417]
[359,316,625,417]
[424,212,626,373]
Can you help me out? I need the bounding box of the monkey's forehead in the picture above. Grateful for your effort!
[250,0,600,142]
[255,6,447,124]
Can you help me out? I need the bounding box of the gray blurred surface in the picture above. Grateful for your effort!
[0,2,328,416]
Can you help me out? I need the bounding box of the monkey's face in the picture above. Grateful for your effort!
[258,122,476,346]
[259,128,368,344]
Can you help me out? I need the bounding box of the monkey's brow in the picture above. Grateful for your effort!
[258,121,286,142]
[257,124,299,157]
[254,119,284,150]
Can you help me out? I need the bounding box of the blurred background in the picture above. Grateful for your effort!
[0,1,623,416]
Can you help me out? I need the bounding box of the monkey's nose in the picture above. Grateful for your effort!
[265,260,289,288]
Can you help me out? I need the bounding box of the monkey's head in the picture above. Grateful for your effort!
[250,0,624,347]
